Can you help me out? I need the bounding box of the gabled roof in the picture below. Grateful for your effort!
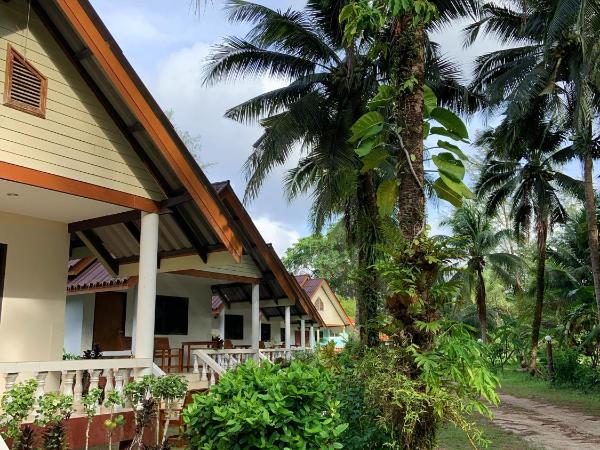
[33,0,242,262]
[67,259,130,294]
[212,182,324,326]
[294,275,352,327]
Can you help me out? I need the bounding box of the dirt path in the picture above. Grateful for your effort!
[493,394,600,449]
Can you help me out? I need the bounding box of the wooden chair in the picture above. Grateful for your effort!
[154,337,183,373]
[223,339,234,349]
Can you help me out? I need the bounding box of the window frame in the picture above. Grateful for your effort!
[4,44,48,118]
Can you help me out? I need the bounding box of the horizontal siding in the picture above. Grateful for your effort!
[0,1,164,200]
[120,252,263,279]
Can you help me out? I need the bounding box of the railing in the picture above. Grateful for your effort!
[0,358,152,416]
[191,347,310,386]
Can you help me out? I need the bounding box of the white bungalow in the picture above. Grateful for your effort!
[0,0,323,444]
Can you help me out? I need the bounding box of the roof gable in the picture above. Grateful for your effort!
[31,0,243,262]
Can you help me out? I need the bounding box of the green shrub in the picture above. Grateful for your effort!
[182,360,347,449]
[551,349,600,389]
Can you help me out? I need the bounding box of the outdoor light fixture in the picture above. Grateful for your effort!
[544,335,552,342]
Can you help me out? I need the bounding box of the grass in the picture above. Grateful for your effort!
[498,369,600,417]
[437,417,542,450]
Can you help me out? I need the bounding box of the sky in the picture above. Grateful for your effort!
[88,1,582,254]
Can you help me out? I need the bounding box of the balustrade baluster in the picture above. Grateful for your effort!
[104,368,114,395]
[63,371,75,397]
[73,370,83,406]
[192,354,199,375]
[4,373,18,393]
[89,369,101,393]
[35,371,47,398]
[114,369,124,395]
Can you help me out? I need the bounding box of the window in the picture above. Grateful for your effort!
[225,314,244,340]
[4,45,48,117]
[315,297,324,311]
[154,295,188,335]
[261,323,271,342]
[0,244,6,324]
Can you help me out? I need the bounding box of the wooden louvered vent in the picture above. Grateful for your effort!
[4,45,47,117]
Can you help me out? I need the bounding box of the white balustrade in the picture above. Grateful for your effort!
[0,358,153,414]
[191,347,312,386]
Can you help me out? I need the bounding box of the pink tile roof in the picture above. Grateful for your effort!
[67,259,128,294]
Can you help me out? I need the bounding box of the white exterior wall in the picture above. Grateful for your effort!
[0,211,69,362]
[63,293,94,355]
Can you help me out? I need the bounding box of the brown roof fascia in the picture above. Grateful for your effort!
[218,186,325,327]
[53,0,243,262]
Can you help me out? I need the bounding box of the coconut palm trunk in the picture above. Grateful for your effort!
[476,266,488,342]
[530,216,549,375]
[392,18,426,241]
[583,155,600,323]
[357,172,380,346]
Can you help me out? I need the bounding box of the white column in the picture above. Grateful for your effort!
[251,284,260,349]
[309,325,315,348]
[316,328,321,346]
[134,212,159,368]
[219,308,226,339]
[284,306,291,349]
[300,319,306,348]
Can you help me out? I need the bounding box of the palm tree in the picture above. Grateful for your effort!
[443,203,523,342]
[203,0,384,344]
[476,110,583,374]
[467,0,600,323]
[204,0,479,345]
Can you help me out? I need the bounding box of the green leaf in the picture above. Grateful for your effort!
[423,85,437,117]
[360,147,389,173]
[423,121,431,139]
[439,173,475,199]
[437,140,467,160]
[433,178,462,206]
[349,111,384,143]
[429,107,469,139]
[432,152,465,182]
[369,84,394,110]
[430,126,464,141]
[377,180,397,216]
[355,138,376,157]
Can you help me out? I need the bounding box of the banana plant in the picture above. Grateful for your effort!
[349,84,474,214]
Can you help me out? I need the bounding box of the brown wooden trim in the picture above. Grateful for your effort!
[53,0,243,262]
[0,161,160,212]
[0,243,6,324]
[171,269,260,284]
[4,44,48,118]
[75,230,119,277]
[68,210,141,233]
[67,256,95,276]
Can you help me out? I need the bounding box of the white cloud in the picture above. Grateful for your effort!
[253,216,300,255]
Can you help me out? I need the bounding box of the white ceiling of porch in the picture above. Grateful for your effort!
[0,179,129,223]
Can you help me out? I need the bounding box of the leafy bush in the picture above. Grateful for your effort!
[345,322,499,449]
[0,379,37,442]
[551,348,600,389]
[183,360,347,449]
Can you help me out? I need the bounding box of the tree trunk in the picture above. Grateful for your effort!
[529,216,548,375]
[583,155,600,323]
[393,18,425,241]
[357,171,380,347]
[476,267,488,343]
